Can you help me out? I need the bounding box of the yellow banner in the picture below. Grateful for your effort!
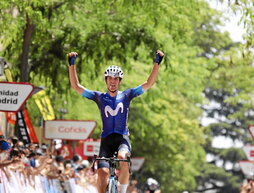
[33,90,55,120]
[4,68,14,82]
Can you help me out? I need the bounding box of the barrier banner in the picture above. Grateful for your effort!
[0,170,98,193]
[16,109,31,144]
[33,90,55,120]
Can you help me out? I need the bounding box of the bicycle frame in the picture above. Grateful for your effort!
[92,154,131,193]
[108,176,117,193]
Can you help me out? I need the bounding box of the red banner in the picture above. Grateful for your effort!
[5,112,16,125]
[23,108,39,144]
[58,144,74,160]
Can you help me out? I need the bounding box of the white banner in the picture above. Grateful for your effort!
[84,141,101,156]
[248,125,254,139]
[44,120,96,140]
[0,82,34,112]
[239,160,254,178]
[131,157,145,171]
[0,112,6,134]
[243,145,254,161]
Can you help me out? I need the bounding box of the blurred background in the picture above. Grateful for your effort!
[0,0,254,192]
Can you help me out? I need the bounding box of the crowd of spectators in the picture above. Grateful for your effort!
[0,135,160,193]
[0,135,97,192]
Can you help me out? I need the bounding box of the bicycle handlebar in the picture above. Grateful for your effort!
[95,157,131,163]
[91,154,132,174]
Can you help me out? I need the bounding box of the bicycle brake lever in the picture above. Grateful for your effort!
[127,156,132,175]
[91,154,97,172]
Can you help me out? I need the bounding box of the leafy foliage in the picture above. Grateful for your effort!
[1,0,253,192]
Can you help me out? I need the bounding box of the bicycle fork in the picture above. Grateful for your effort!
[107,175,118,193]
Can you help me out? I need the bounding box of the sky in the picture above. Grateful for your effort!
[202,0,246,149]
[208,0,245,43]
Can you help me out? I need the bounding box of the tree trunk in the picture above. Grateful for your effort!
[20,15,35,82]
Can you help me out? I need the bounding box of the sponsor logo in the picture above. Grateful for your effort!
[58,126,87,133]
[87,145,94,152]
[104,102,124,117]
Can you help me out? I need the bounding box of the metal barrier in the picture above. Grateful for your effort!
[0,169,98,193]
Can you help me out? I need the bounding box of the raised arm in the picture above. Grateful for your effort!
[0,158,20,169]
[68,52,85,94]
[141,50,164,91]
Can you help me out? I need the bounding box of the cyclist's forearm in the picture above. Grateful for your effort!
[69,65,85,94]
[141,63,160,91]
[142,50,164,91]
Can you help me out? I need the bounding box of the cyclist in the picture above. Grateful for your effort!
[144,178,161,193]
[68,50,164,193]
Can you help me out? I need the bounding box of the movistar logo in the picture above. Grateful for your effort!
[104,102,124,117]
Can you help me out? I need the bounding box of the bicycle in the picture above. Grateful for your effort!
[92,153,132,193]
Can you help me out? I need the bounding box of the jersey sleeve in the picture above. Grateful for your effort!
[81,88,96,100]
[132,85,144,96]
[128,85,145,101]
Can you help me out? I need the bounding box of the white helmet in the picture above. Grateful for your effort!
[146,178,159,191]
[104,65,124,78]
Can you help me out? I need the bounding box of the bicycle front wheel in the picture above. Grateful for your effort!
[107,178,117,193]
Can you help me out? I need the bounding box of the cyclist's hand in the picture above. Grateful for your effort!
[68,52,78,66]
[154,50,164,65]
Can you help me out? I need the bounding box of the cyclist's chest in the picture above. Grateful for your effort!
[98,93,130,115]
[101,93,129,105]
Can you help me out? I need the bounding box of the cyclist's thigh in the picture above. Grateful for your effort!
[98,134,118,168]
[118,135,131,155]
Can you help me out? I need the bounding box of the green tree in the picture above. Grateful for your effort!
[196,48,254,192]
[1,0,248,192]
[193,0,254,192]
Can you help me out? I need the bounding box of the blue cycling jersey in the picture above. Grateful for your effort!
[81,85,144,138]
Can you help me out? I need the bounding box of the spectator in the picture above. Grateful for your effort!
[144,178,161,193]
[0,140,11,162]
[8,136,19,148]
[0,138,99,192]
[81,159,90,168]
[0,140,20,170]
[127,179,139,193]
[41,143,48,154]
[241,179,254,193]
[72,154,82,172]
[27,152,37,168]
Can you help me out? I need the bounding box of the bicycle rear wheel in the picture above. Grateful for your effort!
[107,178,118,193]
